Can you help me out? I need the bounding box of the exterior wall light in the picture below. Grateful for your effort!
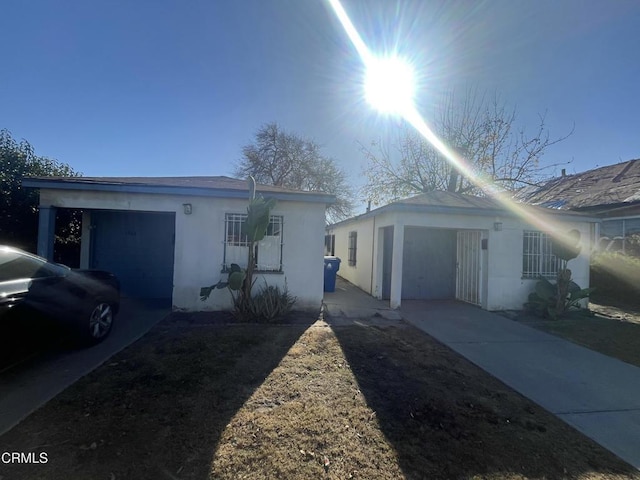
[493,222,503,231]
[183,203,192,215]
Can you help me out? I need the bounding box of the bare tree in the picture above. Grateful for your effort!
[235,123,354,223]
[360,88,573,205]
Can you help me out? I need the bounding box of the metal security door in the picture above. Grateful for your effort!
[456,230,481,305]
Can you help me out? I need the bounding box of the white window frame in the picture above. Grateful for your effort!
[223,213,283,272]
[522,230,558,278]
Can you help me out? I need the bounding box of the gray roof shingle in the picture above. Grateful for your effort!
[516,159,640,209]
[393,190,501,209]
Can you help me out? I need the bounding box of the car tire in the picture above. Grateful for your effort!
[80,301,115,345]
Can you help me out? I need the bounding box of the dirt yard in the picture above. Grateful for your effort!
[0,312,637,479]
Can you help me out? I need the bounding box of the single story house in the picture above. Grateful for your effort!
[23,176,335,311]
[517,159,640,253]
[325,191,599,311]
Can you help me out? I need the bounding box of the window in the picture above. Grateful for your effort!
[224,214,283,272]
[600,217,640,254]
[522,231,558,278]
[324,234,335,256]
[348,231,357,266]
[0,248,67,282]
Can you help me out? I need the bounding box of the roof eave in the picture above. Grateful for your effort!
[22,178,336,204]
[327,202,600,229]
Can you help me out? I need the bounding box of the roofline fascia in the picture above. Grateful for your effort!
[575,201,640,214]
[22,179,336,204]
[600,214,640,221]
[327,203,600,229]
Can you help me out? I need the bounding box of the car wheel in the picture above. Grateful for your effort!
[83,301,114,344]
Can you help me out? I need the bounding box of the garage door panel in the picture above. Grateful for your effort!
[91,211,175,299]
[402,228,456,300]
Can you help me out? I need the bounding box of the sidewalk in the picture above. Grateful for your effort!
[323,277,402,325]
[400,300,640,470]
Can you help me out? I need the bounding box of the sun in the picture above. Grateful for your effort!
[364,56,416,115]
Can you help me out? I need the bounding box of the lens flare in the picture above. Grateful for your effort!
[326,0,589,253]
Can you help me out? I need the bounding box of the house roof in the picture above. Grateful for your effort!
[22,175,336,204]
[395,190,502,209]
[516,159,640,210]
[327,190,598,228]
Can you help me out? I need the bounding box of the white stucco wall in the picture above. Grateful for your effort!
[40,189,326,311]
[327,208,594,311]
[486,216,592,310]
[327,216,377,294]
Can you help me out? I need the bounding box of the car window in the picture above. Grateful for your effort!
[0,249,55,282]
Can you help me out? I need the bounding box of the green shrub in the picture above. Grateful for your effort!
[525,277,593,319]
[625,233,640,257]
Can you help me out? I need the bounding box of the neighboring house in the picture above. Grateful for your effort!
[23,176,334,311]
[517,159,640,253]
[325,191,598,311]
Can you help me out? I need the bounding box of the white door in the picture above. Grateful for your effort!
[456,231,481,305]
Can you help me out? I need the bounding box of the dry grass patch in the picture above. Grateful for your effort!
[211,323,404,479]
[513,306,640,368]
[0,315,637,479]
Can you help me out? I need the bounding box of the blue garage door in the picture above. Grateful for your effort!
[90,211,175,300]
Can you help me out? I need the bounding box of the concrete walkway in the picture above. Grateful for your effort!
[0,298,169,436]
[324,278,640,469]
[323,278,403,326]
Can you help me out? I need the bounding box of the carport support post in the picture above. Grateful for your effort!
[389,223,404,309]
[36,205,56,261]
[80,211,92,269]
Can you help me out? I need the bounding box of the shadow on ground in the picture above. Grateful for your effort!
[328,319,639,479]
[0,317,65,372]
[0,311,318,479]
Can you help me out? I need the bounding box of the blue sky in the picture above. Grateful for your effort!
[2,0,639,208]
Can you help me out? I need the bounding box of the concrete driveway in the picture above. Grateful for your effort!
[400,300,640,470]
[0,298,169,436]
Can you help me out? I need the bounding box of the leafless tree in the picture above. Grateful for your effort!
[360,88,573,205]
[235,123,354,223]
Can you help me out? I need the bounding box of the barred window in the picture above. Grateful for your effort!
[224,214,283,271]
[348,231,357,266]
[522,231,557,278]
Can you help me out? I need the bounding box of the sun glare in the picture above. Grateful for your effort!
[326,0,587,252]
[364,56,416,115]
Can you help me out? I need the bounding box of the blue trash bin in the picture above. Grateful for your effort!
[323,256,341,292]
